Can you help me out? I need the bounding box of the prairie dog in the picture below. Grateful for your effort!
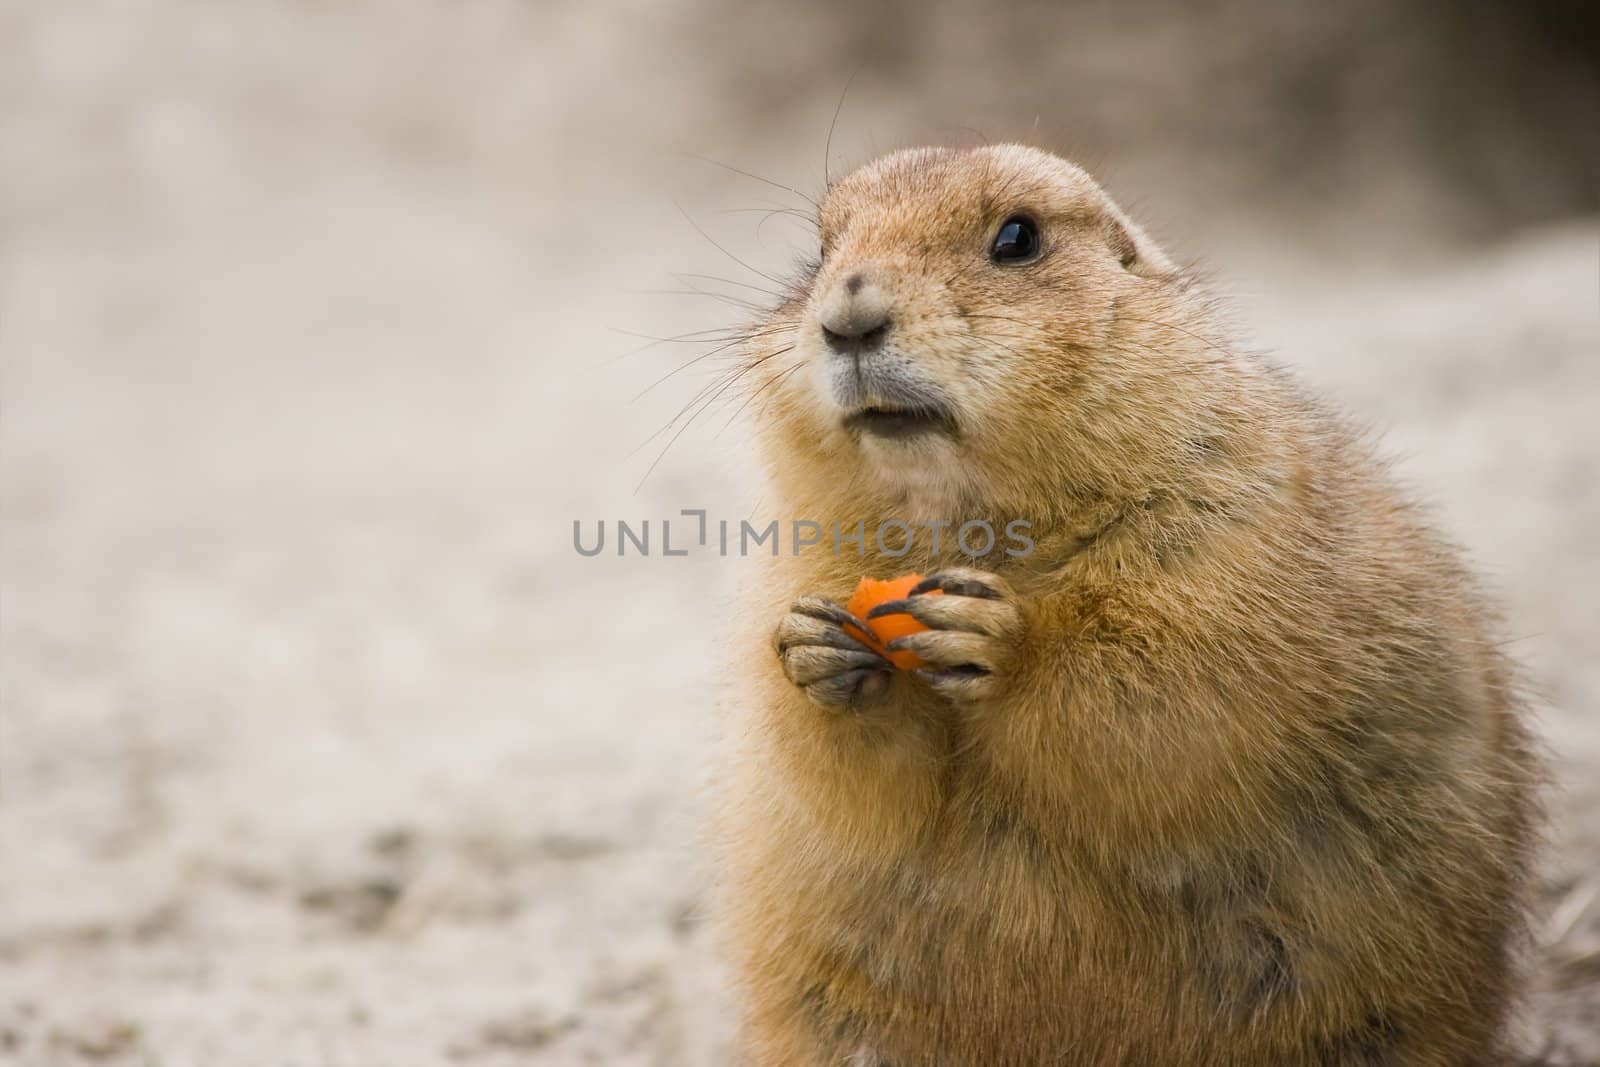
[718,145,1537,1066]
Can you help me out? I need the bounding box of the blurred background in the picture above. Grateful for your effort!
[2,2,1597,1064]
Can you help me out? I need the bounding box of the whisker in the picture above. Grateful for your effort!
[676,200,792,289]
[628,360,747,458]
[682,153,821,212]
[631,322,797,401]
[633,287,767,312]
[755,362,807,422]
[718,349,805,436]
[630,338,747,402]
[824,67,858,189]
[633,333,796,448]
[609,325,758,345]
[596,325,761,370]
[674,271,786,300]
[962,311,1043,331]
[610,318,796,348]
[718,207,819,230]
[1111,314,1234,357]
[635,345,795,490]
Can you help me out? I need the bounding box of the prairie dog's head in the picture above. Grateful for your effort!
[753,145,1231,518]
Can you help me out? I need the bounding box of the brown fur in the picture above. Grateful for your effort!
[716,145,1538,1066]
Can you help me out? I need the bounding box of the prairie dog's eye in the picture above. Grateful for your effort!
[990,216,1040,263]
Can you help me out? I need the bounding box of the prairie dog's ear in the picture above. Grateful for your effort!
[1104,211,1175,278]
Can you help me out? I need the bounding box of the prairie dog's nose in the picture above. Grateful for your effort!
[818,266,892,347]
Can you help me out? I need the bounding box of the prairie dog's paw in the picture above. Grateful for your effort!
[867,568,1024,704]
[775,596,893,711]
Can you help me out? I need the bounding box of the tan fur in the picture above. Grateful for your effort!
[716,145,1538,1066]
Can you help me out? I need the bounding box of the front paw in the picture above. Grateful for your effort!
[775,596,894,711]
[866,568,1024,704]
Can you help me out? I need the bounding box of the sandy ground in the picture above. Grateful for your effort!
[2,3,1597,1065]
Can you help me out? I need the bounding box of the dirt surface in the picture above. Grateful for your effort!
[2,3,1597,1064]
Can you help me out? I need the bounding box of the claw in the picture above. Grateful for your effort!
[911,667,994,704]
[791,596,867,629]
[776,607,884,656]
[783,645,891,687]
[888,631,997,673]
[869,594,1017,637]
[864,598,918,620]
[910,569,1007,599]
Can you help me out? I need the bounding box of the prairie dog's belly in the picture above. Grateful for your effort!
[768,819,1180,1059]
[762,804,1382,1066]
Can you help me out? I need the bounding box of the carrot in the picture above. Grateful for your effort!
[843,574,943,670]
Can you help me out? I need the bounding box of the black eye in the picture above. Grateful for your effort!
[990,216,1040,263]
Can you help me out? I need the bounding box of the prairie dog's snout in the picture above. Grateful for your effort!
[811,258,958,441]
[817,264,892,350]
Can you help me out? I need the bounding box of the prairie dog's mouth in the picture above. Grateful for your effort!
[842,404,958,440]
